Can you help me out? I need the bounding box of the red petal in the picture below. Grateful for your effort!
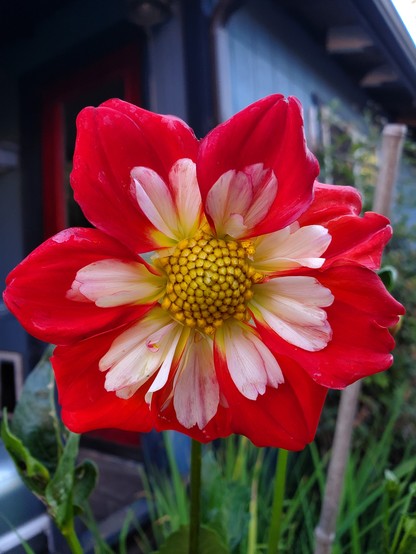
[323,212,392,269]
[3,228,153,345]
[101,99,199,176]
[71,100,199,253]
[197,95,318,235]
[153,400,233,443]
[53,326,155,433]
[299,182,362,226]
[256,265,405,388]
[299,182,392,270]
[214,347,327,449]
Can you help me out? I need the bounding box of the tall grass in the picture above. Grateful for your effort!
[133,386,416,553]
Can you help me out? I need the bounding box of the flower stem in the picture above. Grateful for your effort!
[247,448,265,554]
[62,521,83,554]
[189,439,202,554]
[267,449,289,554]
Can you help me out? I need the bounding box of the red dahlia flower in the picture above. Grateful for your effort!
[4,95,404,449]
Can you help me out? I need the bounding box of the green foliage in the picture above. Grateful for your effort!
[316,102,383,200]
[73,459,99,514]
[200,439,263,552]
[1,412,50,499]
[1,347,98,553]
[0,514,37,554]
[45,432,80,529]
[138,405,416,554]
[137,438,189,549]
[9,344,62,472]
[378,265,399,292]
[156,525,229,554]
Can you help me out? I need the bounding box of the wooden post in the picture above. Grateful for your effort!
[373,124,408,218]
[313,123,406,554]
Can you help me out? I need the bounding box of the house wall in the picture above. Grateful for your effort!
[219,0,369,137]
[147,2,188,119]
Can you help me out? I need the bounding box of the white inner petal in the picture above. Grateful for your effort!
[99,309,181,398]
[144,324,184,402]
[251,276,334,351]
[205,163,278,238]
[131,159,202,242]
[67,259,165,307]
[253,223,331,273]
[131,166,179,239]
[219,321,284,400]
[169,159,202,237]
[173,333,219,429]
[243,164,279,228]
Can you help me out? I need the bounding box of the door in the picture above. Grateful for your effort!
[41,43,141,238]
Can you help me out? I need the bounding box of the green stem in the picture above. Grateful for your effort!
[381,487,390,554]
[267,449,289,554]
[390,487,415,553]
[62,521,83,554]
[81,502,115,553]
[233,435,249,481]
[189,439,202,554]
[247,448,265,554]
[164,433,188,525]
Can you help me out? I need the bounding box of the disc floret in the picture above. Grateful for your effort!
[158,231,263,336]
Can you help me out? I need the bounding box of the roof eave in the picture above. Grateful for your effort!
[350,0,416,98]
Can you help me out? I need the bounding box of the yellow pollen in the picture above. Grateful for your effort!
[158,232,263,336]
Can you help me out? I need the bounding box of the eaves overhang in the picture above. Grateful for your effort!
[275,0,416,130]
[350,0,416,102]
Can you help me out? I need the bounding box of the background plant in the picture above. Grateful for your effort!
[134,414,416,554]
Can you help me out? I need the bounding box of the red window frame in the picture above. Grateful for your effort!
[41,43,141,238]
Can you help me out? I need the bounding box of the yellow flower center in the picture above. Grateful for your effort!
[158,231,263,336]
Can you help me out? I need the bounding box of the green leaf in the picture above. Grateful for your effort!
[384,469,400,496]
[20,542,36,554]
[201,450,250,549]
[157,525,230,554]
[409,482,416,496]
[11,345,62,473]
[1,411,50,498]
[378,265,398,292]
[73,459,98,514]
[45,432,80,530]
[403,515,416,537]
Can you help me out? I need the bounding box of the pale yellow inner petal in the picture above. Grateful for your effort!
[205,163,278,239]
[252,223,331,273]
[67,259,165,307]
[251,276,334,351]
